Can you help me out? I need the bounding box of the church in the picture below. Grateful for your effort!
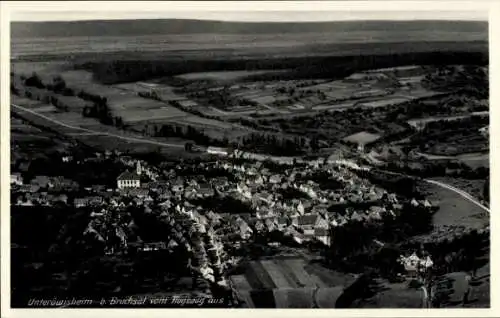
[116,161,142,190]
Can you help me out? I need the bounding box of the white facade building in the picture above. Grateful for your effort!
[117,171,140,189]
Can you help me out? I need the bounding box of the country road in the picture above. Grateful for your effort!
[11,104,185,149]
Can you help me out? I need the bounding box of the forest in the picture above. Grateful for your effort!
[75,51,488,84]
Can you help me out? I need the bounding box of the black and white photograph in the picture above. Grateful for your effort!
[1,0,496,314]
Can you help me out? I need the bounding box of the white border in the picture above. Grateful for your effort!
[1,1,498,318]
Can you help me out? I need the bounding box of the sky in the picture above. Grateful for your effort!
[12,11,489,22]
[7,2,489,22]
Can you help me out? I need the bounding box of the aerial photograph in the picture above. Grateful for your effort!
[8,5,490,309]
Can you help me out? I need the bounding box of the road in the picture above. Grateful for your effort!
[11,104,185,149]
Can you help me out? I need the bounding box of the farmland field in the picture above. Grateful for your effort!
[234,257,356,292]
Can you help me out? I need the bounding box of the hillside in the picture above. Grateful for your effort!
[11,19,488,38]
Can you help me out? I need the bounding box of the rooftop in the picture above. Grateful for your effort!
[117,170,140,181]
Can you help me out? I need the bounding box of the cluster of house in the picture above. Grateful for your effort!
[11,173,78,206]
[11,149,437,292]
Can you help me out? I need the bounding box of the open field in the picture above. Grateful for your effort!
[430,177,487,202]
[419,182,489,230]
[416,152,489,169]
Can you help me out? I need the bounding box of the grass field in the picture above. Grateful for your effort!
[420,182,489,230]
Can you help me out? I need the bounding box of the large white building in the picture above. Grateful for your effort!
[117,162,141,189]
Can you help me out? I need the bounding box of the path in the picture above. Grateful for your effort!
[11,103,185,149]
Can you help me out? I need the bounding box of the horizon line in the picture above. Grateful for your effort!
[11,17,488,23]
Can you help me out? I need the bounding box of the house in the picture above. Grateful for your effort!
[288,229,306,244]
[11,173,23,186]
[197,183,214,198]
[399,253,421,276]
[277,217,290,230]
[31,175,51,188]
[18,161,31,173]
[479,126,489,137]
[269,175,282,184]
[172,178,184,193]
[117,171,141,189]
[236,218,253,239]
[74,198,90,208]
[254,220,266,232]
[92,184,106,193]
[88,196,104,206]
[294,214,321,230]
[62,155,73,162]
[54,194,68,204]
[314,228,331,246]
[350,211,365,222]
[127,188,149,198]
[207,146,228,156]
[19,184,34,193]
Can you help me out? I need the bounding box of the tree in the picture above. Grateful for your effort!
[335,272,381,308]
[483,176,489,202]
[10,83,19,95]
[185,142,194,152]
[24,72,45,89]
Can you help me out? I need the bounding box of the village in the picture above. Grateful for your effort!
[10,147,440,302]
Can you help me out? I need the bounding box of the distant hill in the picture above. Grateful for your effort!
[11,19,488,38]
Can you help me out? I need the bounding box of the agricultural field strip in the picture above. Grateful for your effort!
[260,260,294,289]
[247,261,277,290]
[230,275,253,291]
[304,264,339,287]
[288,259,327,287]
[278,259,318,288]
